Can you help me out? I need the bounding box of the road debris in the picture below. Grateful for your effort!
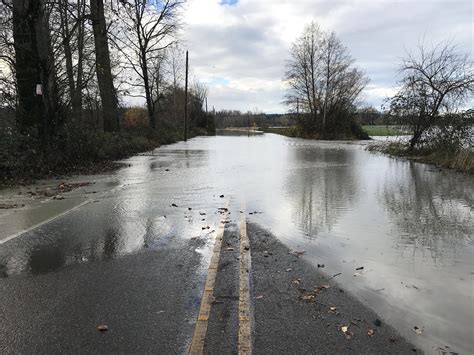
[0,203,19,209]
[341,325,353,339]
[367,328,375,337]
[412,326,423,335]
[300,292,316,302]
[315,285,330,292]
[356,266,364,270]
[97,324,108,332]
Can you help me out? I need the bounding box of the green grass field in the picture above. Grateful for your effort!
[362,125,403,136]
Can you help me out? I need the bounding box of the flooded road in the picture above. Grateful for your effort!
[1,133,473,354]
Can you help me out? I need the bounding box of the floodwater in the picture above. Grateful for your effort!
[1,133,473,354]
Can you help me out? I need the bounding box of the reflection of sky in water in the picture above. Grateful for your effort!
[0,134,472,354]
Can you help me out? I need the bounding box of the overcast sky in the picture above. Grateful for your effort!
[182,0,473,113]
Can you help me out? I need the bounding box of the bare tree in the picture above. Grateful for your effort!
[285,22,322,121]
[114,0,184,129]
[165,43,185,122]
[0,1,16,111]
[389,41,473,148]
[285,22,368,136]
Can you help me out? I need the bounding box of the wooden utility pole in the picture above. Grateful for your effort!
[184,50,189,141]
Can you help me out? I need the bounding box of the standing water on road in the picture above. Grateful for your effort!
[1,133,473,353]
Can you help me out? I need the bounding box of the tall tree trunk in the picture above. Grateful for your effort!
[90,0,119,132]
[73,0,85,117]
[13,0,57,138]
[59,1,76,111]
[141,50,155,129]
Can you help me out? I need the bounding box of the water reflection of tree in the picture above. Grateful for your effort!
[381,161,473,264]
[285,147,358,238]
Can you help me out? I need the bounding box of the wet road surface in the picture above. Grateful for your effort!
[1,133,473,354]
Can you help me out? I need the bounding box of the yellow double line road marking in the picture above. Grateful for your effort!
[189,210,228,355]
[238,203,252,354]
[189,204,253,355]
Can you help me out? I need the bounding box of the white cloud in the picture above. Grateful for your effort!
[181,0,473,113]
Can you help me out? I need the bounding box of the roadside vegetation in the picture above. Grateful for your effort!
[369,41,473,174]
[0,1,214,187]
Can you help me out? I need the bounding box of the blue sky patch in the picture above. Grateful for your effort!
[219,0,238,5]
[207,76,230,86]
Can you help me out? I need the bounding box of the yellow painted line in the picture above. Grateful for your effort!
[238,203,252,355]
[189,208,229,355]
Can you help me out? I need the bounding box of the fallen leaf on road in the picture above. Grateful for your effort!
[219,194,224,198]
[171,203,178,207]
[97,324,108,332]
[367,328,375,337]
[317,264,325,268]
[412,326,423,335]
[292,279,301,285]
[341,325,353,339]
[315,285,330,293]
[301,293,315,301]
[356,266,364,270]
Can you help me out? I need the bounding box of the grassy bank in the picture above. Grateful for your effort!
[262,126,299,137]
[368,141,474,174]
[362,125,403,136]
[263,123,370,140]
[0,126,208,188]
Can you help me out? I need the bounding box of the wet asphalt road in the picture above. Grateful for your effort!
[1,236,205,353]
[0,209,417,354]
